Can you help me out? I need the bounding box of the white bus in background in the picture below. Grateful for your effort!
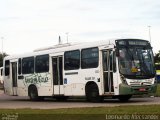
[3,39,157,102]
[0,67,3,84]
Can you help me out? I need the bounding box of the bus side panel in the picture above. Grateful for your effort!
[3,76,13,95]
[38,86,53,96]
[19,73,53,96]
[80,69,101,95]
[63,84,72,96]
[17,75,28,96]
[71,83,85,96]
[63,68,101,96]
[112,72,120,95]
[17,87,28,96]
[63,69,85,96]
[63,70,82,96]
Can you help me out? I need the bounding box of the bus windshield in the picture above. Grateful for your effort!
[116,39,155,79]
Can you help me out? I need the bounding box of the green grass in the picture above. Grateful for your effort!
[0,105,160,120]
[0,84,160,120]
[155,84,160,97]
[0,105,160,114]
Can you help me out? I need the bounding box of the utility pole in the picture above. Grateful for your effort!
[58,36,62,44]
[66,32,69,43]
[1,37,4,59]
[148,26,151,43]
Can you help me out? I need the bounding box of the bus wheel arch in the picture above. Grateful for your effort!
[85,81,102,102]
[28,84,42,101]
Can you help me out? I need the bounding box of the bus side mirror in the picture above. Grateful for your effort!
[116,49,119,57]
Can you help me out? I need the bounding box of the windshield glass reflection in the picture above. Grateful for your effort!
[118,47,155,79]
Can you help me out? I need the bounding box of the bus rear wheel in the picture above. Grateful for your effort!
[86,84,102,103]
[28,86,43,101]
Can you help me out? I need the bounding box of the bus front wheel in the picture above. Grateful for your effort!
[86,84,102,103]
[118,95,132,102]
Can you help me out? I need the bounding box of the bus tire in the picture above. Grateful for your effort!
[118,95,132,102]
[86,84,102,103]
[28,85,40,101]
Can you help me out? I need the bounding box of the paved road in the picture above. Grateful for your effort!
[0,90,160,109]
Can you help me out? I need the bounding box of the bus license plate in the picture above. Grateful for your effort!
[139,88,146,91]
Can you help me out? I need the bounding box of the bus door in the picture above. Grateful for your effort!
[11,62,18,95]
[102,50,114,93]
[52,56,64,95]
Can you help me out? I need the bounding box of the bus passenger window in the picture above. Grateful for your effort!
[22,57,34,74]
[18,58,22,75]
[35,54,49,73]
[5,60,10,76]
[81,47,99,69]
[64,50,80,70]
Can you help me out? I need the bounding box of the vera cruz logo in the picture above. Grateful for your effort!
[24,73,50,85]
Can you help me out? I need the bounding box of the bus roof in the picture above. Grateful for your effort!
[4,39,116,60]
[4,38,148,60]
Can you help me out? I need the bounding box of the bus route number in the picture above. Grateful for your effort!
[85,77,95,80]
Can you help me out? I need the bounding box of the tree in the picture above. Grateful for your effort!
[0,53,8,67]
[154,51,160,63]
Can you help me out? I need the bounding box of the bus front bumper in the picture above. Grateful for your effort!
[119,83,157,95]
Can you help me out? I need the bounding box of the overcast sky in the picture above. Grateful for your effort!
[0,0,160,55]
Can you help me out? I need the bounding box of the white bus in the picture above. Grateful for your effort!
[3,39,157,102]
